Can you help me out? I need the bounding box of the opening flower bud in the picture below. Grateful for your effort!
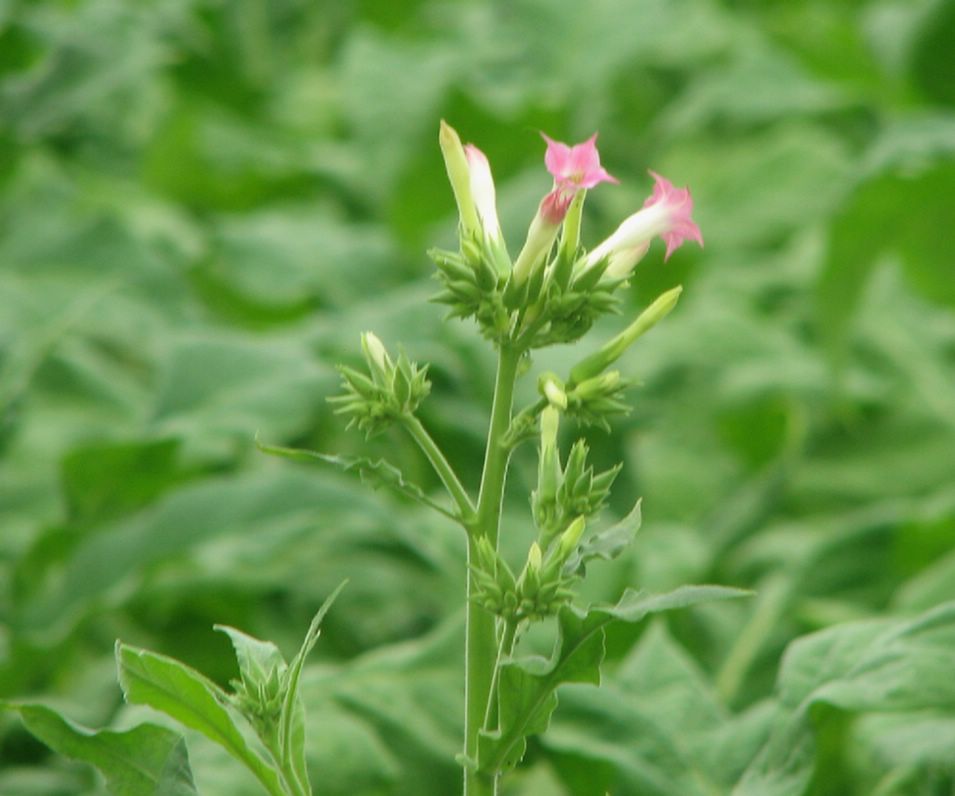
[464,144,503,246]
[511,197,563,286]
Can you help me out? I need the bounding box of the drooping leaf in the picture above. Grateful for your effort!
[115,642,286,796]
[478,585,752,774]
[256,439,456,519]
[1,702,197,796]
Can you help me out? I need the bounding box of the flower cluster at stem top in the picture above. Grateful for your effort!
[431,122,702,349]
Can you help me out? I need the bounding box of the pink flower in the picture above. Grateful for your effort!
[543,133,619,191]
[583,171,703,278]
[642,170,703,261]
[513,131,618,285]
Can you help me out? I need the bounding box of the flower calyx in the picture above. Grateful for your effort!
[329,332,431,437]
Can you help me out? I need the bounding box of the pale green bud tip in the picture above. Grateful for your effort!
[644,284,683,324]
[558,516,586,558]
[620,284,682,346]
[527,542,543,572]
[439,120,479,235]
[543,378,568,410]
[361,331,390,372]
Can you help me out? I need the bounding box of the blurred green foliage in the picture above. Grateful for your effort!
[1,0,955,794]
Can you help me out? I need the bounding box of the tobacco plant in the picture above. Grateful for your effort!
[268,122,748,795]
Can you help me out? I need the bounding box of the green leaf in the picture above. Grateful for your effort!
[544,625,776,795]
[1,702,197,796]
[300,613,464,795]
[563,499,642,576]
[279,580,348,796]
[478,585,751,775]
[256,439,456,519]
[60,437,182,525]
[115,642,287,796]
[735,601,955,796]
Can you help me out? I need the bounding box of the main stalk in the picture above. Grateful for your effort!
[464,345,521,796]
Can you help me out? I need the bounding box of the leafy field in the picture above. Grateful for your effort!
[2,0,955,794]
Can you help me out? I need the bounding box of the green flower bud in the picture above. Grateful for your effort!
[331,334,431,437]
[562,439,589,489]
[527,541,542,573]
[557,516,586,561]
[361,331,393,386]
[537,408,561,497]
[569,285,682,385]
[572,370,621,401]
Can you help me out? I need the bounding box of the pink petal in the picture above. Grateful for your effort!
[542,133,574,179]
[567,133,601,176]
[464,143,489,169]
[542,131,618,190]
[644,170,703,260]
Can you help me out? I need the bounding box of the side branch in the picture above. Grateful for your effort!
[403,415,476,524]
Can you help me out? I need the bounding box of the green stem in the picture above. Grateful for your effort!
[464,345,521,796]
[482,620,518,733]
[475,346,521,543]
[403,415,476,523]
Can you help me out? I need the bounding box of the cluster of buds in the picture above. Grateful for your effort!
[530,285,685,428]
[538,371,630,429]
[470,526,584,623]
[229,673,283,740]
[329,332,431,437]
[531,407,620,541]
[434,122,702,350]
[224,650,286,742]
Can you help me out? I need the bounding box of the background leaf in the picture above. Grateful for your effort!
[1,702,197,796]
[2,0,955,792]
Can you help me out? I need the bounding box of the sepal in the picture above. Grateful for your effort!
[520,268,623,349]
[564,370,632,429]
[429,244,512,342]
